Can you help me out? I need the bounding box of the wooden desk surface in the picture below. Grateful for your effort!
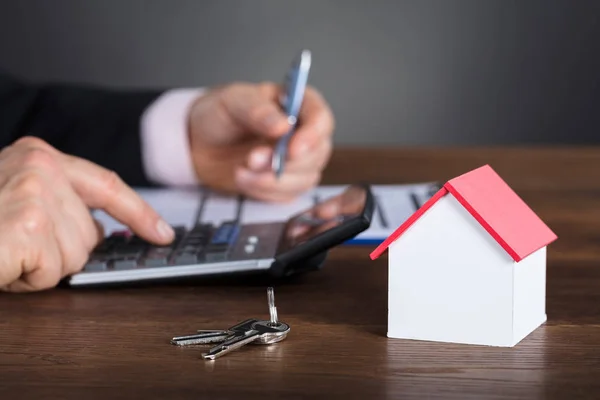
[2,147,600,399]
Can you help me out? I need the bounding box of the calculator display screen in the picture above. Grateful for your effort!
[281,185,368,248]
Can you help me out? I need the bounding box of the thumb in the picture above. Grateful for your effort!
[222,83,291,139]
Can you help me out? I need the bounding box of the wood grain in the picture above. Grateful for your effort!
[1,147,600,399]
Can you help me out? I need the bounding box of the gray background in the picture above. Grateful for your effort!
[0,0,599,146]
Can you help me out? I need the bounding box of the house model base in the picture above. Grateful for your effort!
[370,165,557,347]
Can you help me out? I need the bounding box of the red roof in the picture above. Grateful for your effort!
[369,164,557,262]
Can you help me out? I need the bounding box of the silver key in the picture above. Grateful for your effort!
[202,287,290,359]
[171,317,263,346]
[171,329,232,346]
[202,319,290,360]
[170,287,290,358]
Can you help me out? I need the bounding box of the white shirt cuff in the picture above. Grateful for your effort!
[140,88,205,186]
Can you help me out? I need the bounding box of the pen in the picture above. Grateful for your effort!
[271,49,312,179]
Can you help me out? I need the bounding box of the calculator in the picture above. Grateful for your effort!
[66,183,374,287]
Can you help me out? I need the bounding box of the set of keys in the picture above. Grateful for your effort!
[171,287,290,360]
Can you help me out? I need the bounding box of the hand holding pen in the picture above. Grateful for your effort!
[187,49,334,202]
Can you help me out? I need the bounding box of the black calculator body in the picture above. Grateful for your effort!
[66,183,374,287]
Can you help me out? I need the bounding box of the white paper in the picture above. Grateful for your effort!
[92,182,440,244]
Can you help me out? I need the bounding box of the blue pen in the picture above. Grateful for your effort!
[271,49,312,178]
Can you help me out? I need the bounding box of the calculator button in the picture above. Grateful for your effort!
[244,244,255,254]
[113,258,138,270]
[147,247,171,256]
[113,251,143,259]
[175,253,198,265]
[247,236,258,244]
[143,257,168,267]
[204,251,227,263]
[210,222,240,245]
[206,243,228,252]
[84,261,107,272]
[184,238,203,246]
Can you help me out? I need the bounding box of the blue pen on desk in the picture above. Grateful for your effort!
[272,49,312,178]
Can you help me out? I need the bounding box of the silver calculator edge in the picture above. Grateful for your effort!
[68,258,275,286]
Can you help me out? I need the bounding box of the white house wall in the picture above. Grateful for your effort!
[512,246,547,346]
[388,193,516,346]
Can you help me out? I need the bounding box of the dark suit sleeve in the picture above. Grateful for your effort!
[0,72,165,187]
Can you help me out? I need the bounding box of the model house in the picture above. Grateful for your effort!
[370,165,557,347]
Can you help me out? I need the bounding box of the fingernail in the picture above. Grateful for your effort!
[249,150,270,170]
[156,219,174,241]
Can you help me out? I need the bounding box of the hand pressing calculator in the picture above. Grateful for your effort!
[66,183,374,287]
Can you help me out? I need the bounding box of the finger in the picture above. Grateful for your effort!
[235,167,321,202]
[93,218,105,242]
[45,193,90,276]
[221,83,290,139]
[21,161,106,267]
[287,139,332,174]
[3,231,62,292]
[1,165,88,279]
[25,171,91,276]
[246,139,332,174]
[56,181,106,253]
[0,239,25,291]
[51,192,99,275]
[59,155,174,245]
[0,202,63,293]
[287,87,335,160]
